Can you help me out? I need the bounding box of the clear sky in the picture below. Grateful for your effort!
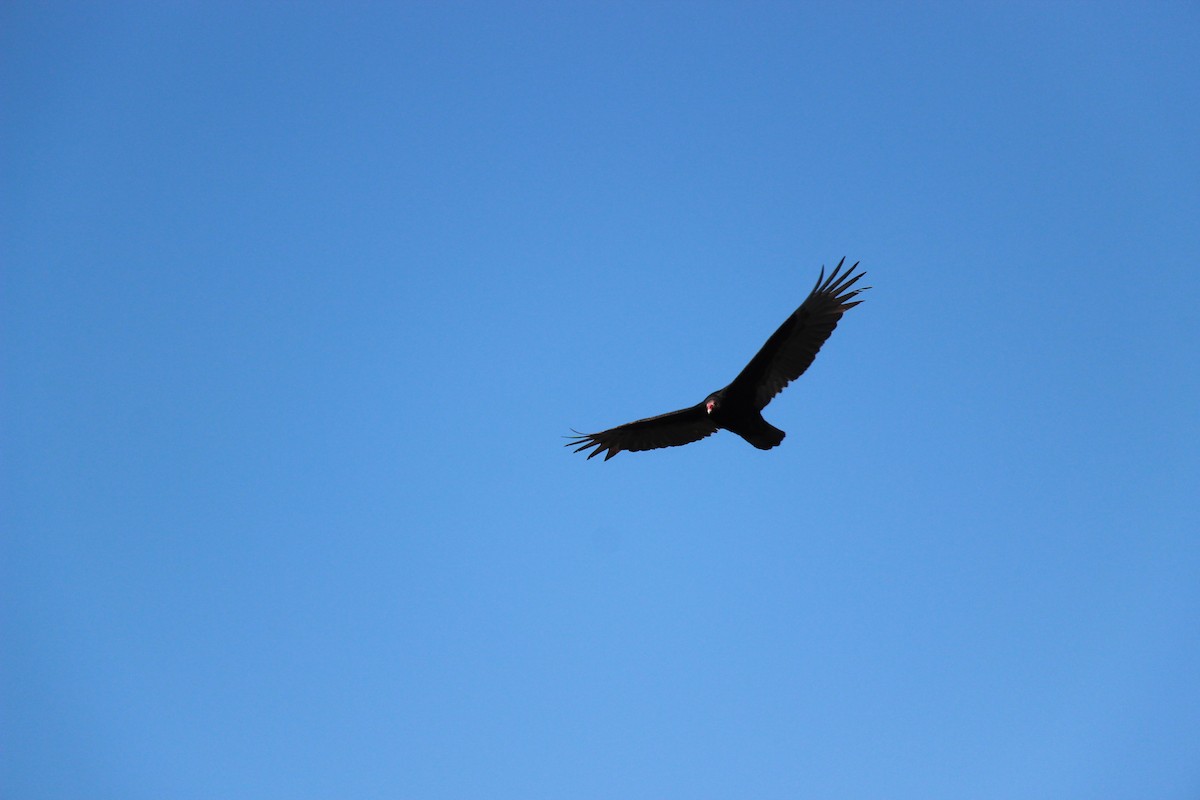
[3,3,1198,798]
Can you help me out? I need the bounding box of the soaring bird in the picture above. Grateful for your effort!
[567,259,868,460]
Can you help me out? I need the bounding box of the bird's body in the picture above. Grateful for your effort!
[704,391,786,450]
[567,259,868,460]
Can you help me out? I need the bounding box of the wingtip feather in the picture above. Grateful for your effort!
[810,266,826,295]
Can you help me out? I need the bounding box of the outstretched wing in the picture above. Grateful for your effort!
[566,403,717,460]
[728,259,869,410]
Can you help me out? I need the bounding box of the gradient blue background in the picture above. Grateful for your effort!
[4,3,1198,798]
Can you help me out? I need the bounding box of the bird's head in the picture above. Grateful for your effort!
[704,395,720,415]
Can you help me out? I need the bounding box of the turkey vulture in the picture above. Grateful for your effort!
[567,258,868,460]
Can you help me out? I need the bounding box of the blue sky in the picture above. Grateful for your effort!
[3,3,1198,798]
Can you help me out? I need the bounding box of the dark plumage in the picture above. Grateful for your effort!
[567,259,869,460]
